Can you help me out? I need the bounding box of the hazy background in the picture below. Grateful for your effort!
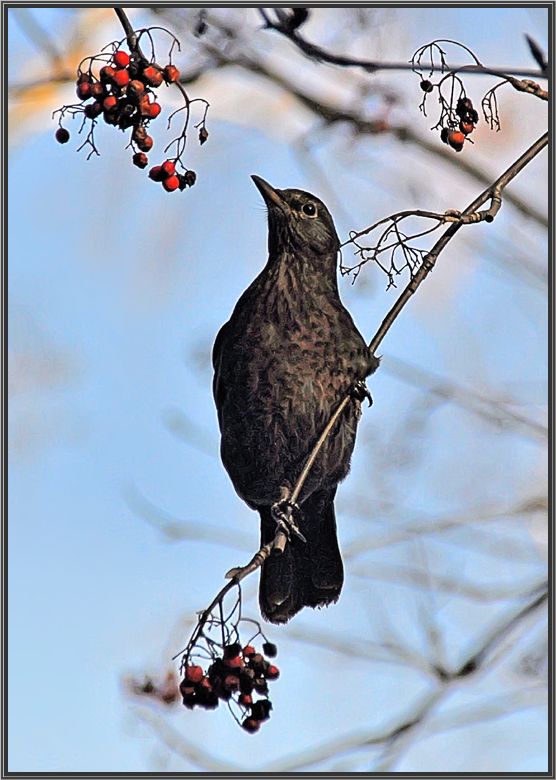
[8,5,548,772]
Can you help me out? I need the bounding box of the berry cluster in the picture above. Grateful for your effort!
[53,26,209,190]
[440,97,479,152]
[180,641,279,734]
[147,158,197,191]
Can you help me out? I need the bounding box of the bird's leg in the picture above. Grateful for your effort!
[271,488,307,544]
[350,379,373,407]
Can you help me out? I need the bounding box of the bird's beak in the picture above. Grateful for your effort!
[251,175,289,213]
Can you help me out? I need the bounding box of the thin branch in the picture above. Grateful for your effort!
[369,131,547,353]
[258,10,545,80]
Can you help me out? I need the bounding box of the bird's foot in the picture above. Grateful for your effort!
[350,380,373,407]
[271,499,307,544]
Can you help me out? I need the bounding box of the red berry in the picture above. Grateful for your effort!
[76,82,92,100]
[160,160,176,178]
[146,102,161,119]
[113,69,130,88]
[149,165,164,181]
[77,72,92,85]
[84,102,103,119]
[447,129,465,151]
[103,95,117,111]
[99,66,116,84]
[242,645,256,658]
[113,50,130,69]
[142,65,164,87]
[239,693,253,707]
[90,82,105,99]
[163,64,180,83]
[242,718,261,733]
[55,127,70,144]
[137,135,153,152]
[185,665,204,684]
[133,152,149,169]
[266,665,280,680]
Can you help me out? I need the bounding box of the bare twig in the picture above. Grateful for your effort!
[258,10,545,80]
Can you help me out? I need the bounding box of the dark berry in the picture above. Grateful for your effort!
[76,82,92,100]
[128,79,145,99]
[251,699,272,721]
[242,718,261,733]
[149,165,164,182]
[133,152,149,168]
[84,102,103,119]
[99,66,116,84]
[262,642,277,658]
[55,127,70,144]
[198,127,209,145]
[420,80,434,93]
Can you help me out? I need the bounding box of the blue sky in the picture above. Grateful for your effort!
[8,6,548,772]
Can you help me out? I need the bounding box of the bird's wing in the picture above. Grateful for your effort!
[212,320,229,429]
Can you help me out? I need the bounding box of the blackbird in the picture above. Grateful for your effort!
[212,176,378,623]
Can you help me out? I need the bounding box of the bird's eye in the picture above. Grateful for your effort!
[302,202,317,216]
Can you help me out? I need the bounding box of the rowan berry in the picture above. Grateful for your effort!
[128,79,145,99]
[137,135,153,152]
[262,642,277,658]
[185,664,204,684]
[447,129,465,151]
[84,101,103,119]
[113,69,130,88]
[90,82,105,99]
[133,152,149,168]
[163,64,180,83]
[146,102,161,119]
[242,718,261,733]
[459,120,474,135]
[113,50,130,69]
[77,82,92,100]
[239,693,253,706]
[149,165,164,181]
[160,159,176,178]
[55,127,70,144]
[420,80,434,93]
[142,65,164,87]
[198,127,209,145]
[103,95,117,111]
[99,66,116,84]
[266,665,280,680]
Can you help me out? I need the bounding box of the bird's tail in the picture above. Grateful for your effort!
[258,488,343,624]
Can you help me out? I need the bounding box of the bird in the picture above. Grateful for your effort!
[212,175,379,623]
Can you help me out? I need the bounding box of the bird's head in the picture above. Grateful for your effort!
[252,175,340,257]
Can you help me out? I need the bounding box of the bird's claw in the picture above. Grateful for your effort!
[271,499,307,543]
[350,380,373,407]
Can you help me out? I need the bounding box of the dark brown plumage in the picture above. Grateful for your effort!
[212,176,378,623]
